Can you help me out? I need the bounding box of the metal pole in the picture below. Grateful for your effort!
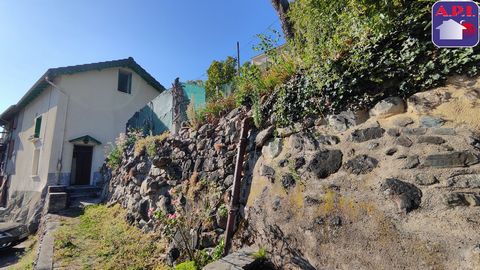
[223,116,252,256]
[237,42,241,77]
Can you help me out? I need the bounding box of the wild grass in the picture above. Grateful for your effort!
[134,132,170,157]
[54,204,168,270]
[9,236,38,270]
[253,247,267,260]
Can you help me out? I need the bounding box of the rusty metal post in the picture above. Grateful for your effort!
[223,116,252,256]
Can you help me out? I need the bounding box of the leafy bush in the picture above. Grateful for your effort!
[235,34,299,111]
[175,261,198,270]
[106,145,123,170]
[289,0,404,64]
[265,0,480,126]
[134,132,170,157]
[211,240,225,261]
[234,62,263,107]
[193,96,237,126]
[106,130,142,169]
[217,204,228,218]
[205,56,237,101]
[272,72,322,126]
[260,53,298,92]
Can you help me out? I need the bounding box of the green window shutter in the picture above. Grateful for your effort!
[34,116,42,138]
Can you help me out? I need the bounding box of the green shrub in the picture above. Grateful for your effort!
[106,145,123,170]
[205,57,237,102]
[253,247,267,260]
[217,204,228,218]
[234,63,263,107]
[252,99,263,128]
[134,132,170,157]
[272,72,322,126]
[193,96,237,126]
[263,0,480,126]
[175,261,198,270]
[211,240,225,261]
[289,0,404,64]
[106,130,142,170]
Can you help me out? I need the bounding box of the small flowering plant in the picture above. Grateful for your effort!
[152,188,207,261]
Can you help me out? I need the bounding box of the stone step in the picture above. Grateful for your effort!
[203,248,267,270]
[66,186,101,196]
[48,185,67,193]
[46,192,68,213]
[68,193,99,199]
[69,197,103,210]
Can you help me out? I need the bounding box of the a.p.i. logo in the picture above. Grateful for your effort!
[432,0,480,48]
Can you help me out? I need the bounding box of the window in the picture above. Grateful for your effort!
[118,70,132,94]
[32,149,40,176]
[34,116,42,138]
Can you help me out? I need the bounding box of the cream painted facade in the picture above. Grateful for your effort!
[0,59,162,226]
[55,68,160,185]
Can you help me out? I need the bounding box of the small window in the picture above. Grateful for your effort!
[34,116,42,138]
[118,70,132,94]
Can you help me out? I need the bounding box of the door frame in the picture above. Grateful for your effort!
[71,145,94,186]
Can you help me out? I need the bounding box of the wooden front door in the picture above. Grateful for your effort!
[72,145,93,185]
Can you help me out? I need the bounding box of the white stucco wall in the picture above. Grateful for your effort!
[54,67,160,185]
[7,86,60,194]
[6,66,160,191]
[1,65,161,226]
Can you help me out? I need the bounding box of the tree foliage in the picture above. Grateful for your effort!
[194,0,480,129]
[289,0,404,64]
[265,0,480,126]
[205,56,237,101]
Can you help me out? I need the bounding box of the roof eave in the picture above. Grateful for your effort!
[0,105,18,123]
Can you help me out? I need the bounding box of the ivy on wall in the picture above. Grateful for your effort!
[269,0,480,126]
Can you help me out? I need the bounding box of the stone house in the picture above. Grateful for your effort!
[0,58,164,227]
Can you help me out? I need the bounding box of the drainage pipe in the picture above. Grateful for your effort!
[223,116,252,256]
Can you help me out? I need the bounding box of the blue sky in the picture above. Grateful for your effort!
[0,0,281,114]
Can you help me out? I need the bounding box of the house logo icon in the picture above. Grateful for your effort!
[432,1,480,48]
